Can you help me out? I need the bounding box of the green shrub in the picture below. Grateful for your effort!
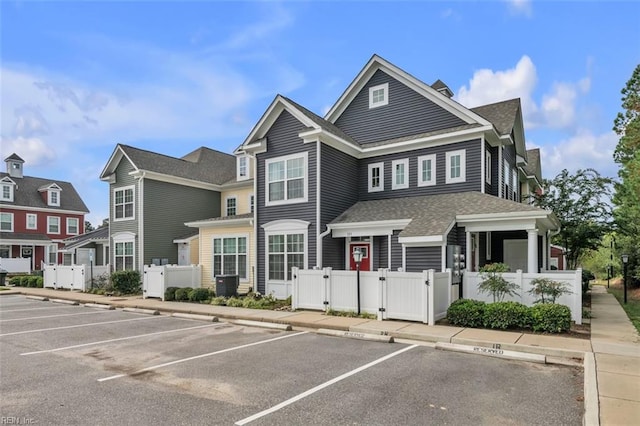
[188,287,210,302]
[35,276,44,288]
[20,276,30,287]
[225,297,244,307]
[446,299,486,327]
[582,269,595,295]
[164,287,178,301]
[528,278,572,304]
[478,263,519,302]
[482,301,531,330]
[210,296,227,306]
[530,303,571,333]
[174,287,192,302]
[110,270,141,295]
[28,276,40,288]
[9,275,22,286]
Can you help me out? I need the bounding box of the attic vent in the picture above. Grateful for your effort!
[431,79,454,98]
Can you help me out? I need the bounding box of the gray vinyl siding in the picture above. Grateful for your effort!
[143,179,220,265]
[323,236,344,269]
[359,139,481,201]
[390,230,402,270]
[334,69,466,144]
[373,235,388,270]
[109,157,139,269]
[486,144,499,196]
[256,110,317,293]
[405,247,441,272]
[320,143,359,228]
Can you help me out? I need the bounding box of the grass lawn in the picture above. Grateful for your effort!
[607,283,640,334]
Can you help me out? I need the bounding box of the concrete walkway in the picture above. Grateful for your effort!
[2,285,639,425]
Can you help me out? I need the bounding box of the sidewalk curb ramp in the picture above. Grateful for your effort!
[232,319,292,331]
[317,328,394,343]
[436,342,546,363]
[172,313,218,322]
[50,298,79,306]
[122,307,159,315]
[84,303,115,310]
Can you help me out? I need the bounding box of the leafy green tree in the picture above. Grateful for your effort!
[533,169,613,270]
[581,234,618,280]
[84,221,95,232]
[613,64,640,285]
[478,263,519,302]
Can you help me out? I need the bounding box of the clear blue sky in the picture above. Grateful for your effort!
[1,0,639,227]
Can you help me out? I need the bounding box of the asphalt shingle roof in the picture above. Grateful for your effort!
[119,144,237,185]
[0,232,51,242]
[0,173,89,213]
[330,192,548,238]
[189,212,253,224]
[523,148,542,181]
[471,98,521,136]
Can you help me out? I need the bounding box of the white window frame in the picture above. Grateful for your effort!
[48,190,60,206]
[0,212,14,232]
[113,185,135,221]
[265,152,308,206]
[486,231,492,260]
[114,241,135,271]
[237,155,250,181]
[391,159,409,190]
[0,244,10,258]
[446,149,466,184]
[263,220,309,288]
[1,184,13,202]
[485,151,492,185]
[369,83,389,109]
[512,167,518,201]
[225,196,237,216]
[368,162,384,193]
[26,213,37,230]
[503,158,510,199]
[212,234,249,281]
[67,217,79,235]
[47,216,60,234]
[418,154,437,187]
[46,244,58,265]
[249,194,255,213]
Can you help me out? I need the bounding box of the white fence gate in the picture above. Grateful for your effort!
[143,264,202,300]
[463,269,583,324]
[43,264,86,291]
[291,267,452,325]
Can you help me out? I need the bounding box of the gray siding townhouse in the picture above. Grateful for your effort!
[237,55,557,296]
[99,144,236,272]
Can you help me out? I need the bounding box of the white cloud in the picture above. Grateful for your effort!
[541,82,578,128]
[0,136,56,166]
[506,0,533,17]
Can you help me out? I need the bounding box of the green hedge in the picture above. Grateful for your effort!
[174,287,192,302]
[188,287,210,302]
[164,287,178,301]
[530,304,571,333]
[482,301,531,330]
[446,299,486,327]
[110,270,141,295]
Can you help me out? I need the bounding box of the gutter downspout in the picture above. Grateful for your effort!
[317,226,332,268]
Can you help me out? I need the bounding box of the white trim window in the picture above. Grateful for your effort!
[47,216,60,234]
[265,152,308,206]
[369,83,389,109]
[249,194,255,213]
[418,154,436,187]
[512,168,518,201]
[26,213,37,230]
[48,189,60,206]
[503,159,510,199]
[47,244,58,264]
[392,159,409,190]
[446,150,466,184]
[237,155,250,180]
[114,241,134,271]
[1,183,14,202]
[0,245,9,258]
[114,186,135,220]
[67,217,79,235]
[268,233,305,281]
[213,235,248,280]
[368,162,384,192]
[485,151,492,185]
[0,212,13,232]
[226,197,237,216]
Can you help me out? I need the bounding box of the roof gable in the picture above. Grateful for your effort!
[0,173,89,213]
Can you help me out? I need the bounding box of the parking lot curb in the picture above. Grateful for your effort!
[436,342,546,363]
[84,303,115,310]
[172,313,218,322]
[582,352,599,426]
[50,298,79,306]
[26,295,49,301]
[317,328,395,343]
[123,307,160,315]
[232,319,292,331]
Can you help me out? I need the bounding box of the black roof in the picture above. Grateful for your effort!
[0,173,89,213]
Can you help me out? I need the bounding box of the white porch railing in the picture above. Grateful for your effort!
[0,258,31,273]
[463,269,583,324]
[291,267,453,325]
[43,264,86,291]
[143,264,202,300]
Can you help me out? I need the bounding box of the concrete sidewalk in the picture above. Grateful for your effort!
[2,285,638,424]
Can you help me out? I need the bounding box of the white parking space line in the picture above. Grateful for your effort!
[235,344,419,425]
[0,316,166,337]
[98,331,308,382]
[0,311,107,323]
[21,323,226,355]
[0,306,71,313]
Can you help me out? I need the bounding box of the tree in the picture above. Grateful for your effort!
[613,64,640,285]
[84,221,95,232]
[533,168,613,270]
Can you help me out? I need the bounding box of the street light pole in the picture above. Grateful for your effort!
[622,254,629,304]
[353,248,363,315]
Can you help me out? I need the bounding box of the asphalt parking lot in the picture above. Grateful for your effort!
[1,295,584,425]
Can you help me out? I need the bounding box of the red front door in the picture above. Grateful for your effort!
[349,243,371,271]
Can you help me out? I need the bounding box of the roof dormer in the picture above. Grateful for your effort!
[0,176,16,202]
[4,153,25,179]
[38,183,62,207]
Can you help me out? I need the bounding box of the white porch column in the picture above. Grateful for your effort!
[465,230,472,271]
[542,232,548,270]
[527,229,538,273]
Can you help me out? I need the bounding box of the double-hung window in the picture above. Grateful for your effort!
[392,159,409,190]
[418,154,436,187]
[368,162,384,192]
[26,213,37,230]
[446,150,466,184]
[237,156,249,180]
[1,183,13,202]
[114,186,134,220]
[115,241,134,270]
[265,153,307,205]
[47,216,60,234]
[512,168,518,201]
[213,236,248,280]
[48,190,60,206]
[226,197,237,216]
[67,217,79,235]
[268,233,304,281]
[47,244,58,264]
[0,212,13,232]
[485,151,492,185]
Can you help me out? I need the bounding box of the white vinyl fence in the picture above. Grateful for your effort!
[291,267,453,325]
[43,264,86,291]
[0,258,31,273]
[463,269,583,324]
[143,264,202,300]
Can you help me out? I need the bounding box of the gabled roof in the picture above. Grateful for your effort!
[470,98,520,136]
[38,182,62,192]
[62,226,109,250]
[0,173,89,213]
[523,148,542,182]
[100,144,236,185]
[4,153,24,163]
[329,192,555,238]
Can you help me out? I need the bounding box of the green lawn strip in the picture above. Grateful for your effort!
[608,287,640,334]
